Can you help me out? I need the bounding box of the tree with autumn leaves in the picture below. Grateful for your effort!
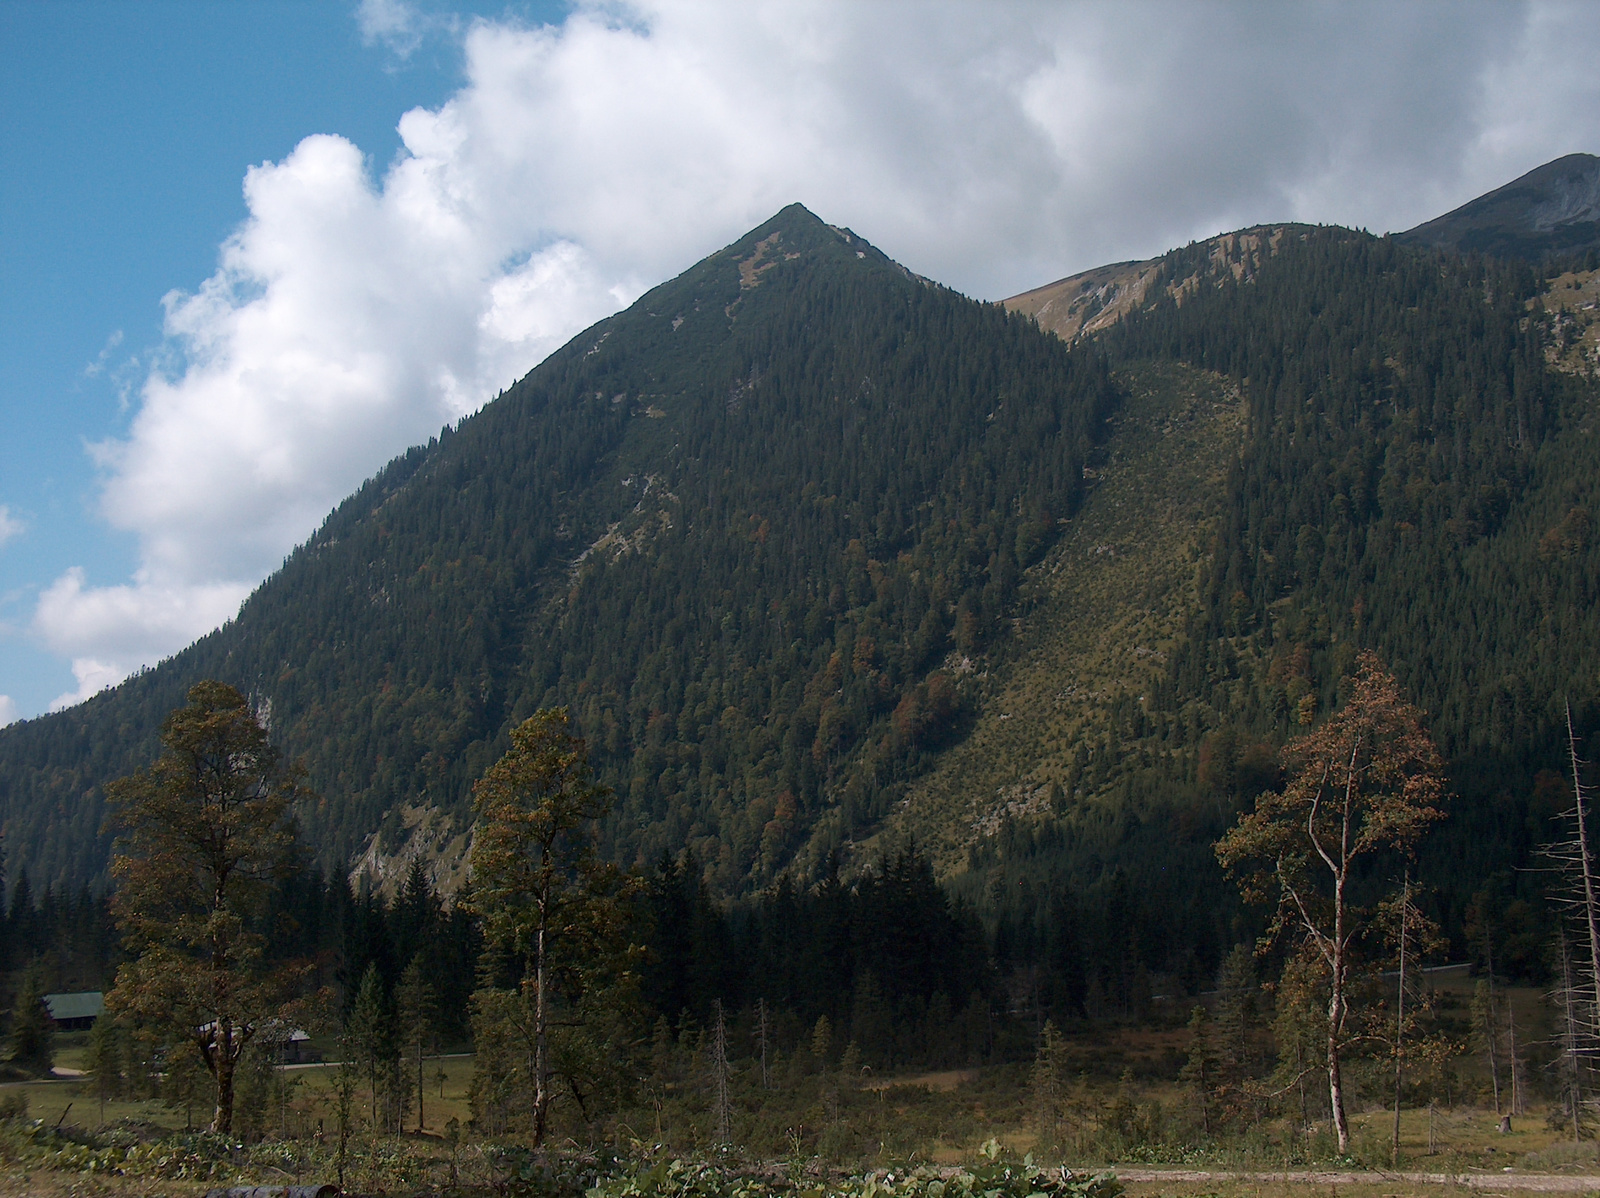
[103,680,318,1136]
[1216,651,1446,1155]
[467,707,639,1145]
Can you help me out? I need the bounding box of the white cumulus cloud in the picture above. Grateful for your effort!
[0,694,17,728]
[35,567,252,710]
[33,0,1600,709]
[0,506,22,548]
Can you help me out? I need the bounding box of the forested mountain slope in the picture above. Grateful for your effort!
[3,192,1599,991]
[943,227,1600,996]
[0,204,1115,894]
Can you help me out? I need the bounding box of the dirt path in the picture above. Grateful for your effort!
[1117,1167,1600,1191]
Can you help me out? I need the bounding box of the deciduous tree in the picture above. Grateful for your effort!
[467,707,636,1145]
[102,679,312,1135]
[1216,651,1445,1154]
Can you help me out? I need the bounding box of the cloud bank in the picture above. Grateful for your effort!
[34,0,1600,709]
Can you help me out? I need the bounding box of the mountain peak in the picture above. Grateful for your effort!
[718,202,904,275]
[1395,152,1600,258]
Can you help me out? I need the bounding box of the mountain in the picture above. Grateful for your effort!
[1396,152,1600,259]
[1014,154,1600,352]
[1002,258,1158,344]
[0,203,1114,896]
[961,228,1600,971]
[3,174,1600,987]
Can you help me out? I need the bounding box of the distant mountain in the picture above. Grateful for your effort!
[1396,152,1600,259]
[1003,226,1297,344]
[1012,154,1600,348]
[1002,258,1158,344]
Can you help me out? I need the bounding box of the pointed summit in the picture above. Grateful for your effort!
[0,201,1107,895]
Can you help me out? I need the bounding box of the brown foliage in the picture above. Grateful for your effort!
[103,680,316,1135]
[1216,650,1446,931]
[467,707,635,1145]
[1215,650,1446,1152]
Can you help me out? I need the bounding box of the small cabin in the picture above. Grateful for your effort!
[43,991,104,1031]
[275,1027,316,1065]
[200,1017,316,1064]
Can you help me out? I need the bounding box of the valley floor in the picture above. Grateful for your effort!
[2,1043,1597,1198]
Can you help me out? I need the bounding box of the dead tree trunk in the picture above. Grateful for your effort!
[1393,870,1410,1163]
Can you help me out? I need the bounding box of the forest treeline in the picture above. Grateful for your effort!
[2,834,1195,1078]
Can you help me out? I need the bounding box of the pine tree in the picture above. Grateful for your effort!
[1471,979,1503,1117]
[86,1009,125,1123]
[710,998,732,1145]
[1272,948,1328,1134]
[810,1013,833,1071]
[1214,943,1259,1083]
[347,962,391,1130]
[1029,1019,1068,1150]
[8,964,53,1077]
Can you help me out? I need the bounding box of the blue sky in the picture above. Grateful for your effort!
[0,0,562,717]
[2,1,1598,724]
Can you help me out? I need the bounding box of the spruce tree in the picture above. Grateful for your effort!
[347,962,391,1130]
[395,956,437,1131]
[8,964,53,1077]
[1179,1005,1221,1137]
[1029,1019,1067,1150]
[86,1009,125,1122]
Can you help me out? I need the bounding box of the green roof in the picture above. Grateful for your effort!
[42,992,104,1021]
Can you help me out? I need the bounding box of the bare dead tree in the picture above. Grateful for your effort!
[757,997,770,1091]
[711,999,732,1145]
[1552,927,1589,1141]
[1541,701,1600,1138]
[1507,1001,1526,1117]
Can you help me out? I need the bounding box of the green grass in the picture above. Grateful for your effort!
[5,1030,1600,1198]
[0,1049,476,1137]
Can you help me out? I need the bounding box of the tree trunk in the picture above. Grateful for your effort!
[1327,990,1349,1153]
[211,1020,236,1135]
[1568,705,1600,1043]
[533,919,548,1146]
[1329,850,1351,1153]
[1393,871,1409,1163]
[758,998,769,1090]
[1508,1005,1524,1116]
[417,1041,425,1131]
